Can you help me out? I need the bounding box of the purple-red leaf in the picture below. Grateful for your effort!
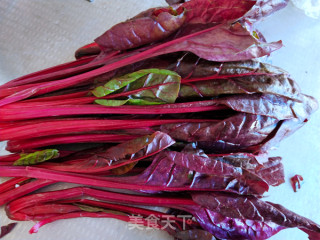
[95,7,186,53]
[216,93,318,121]
[0,223,17,239]
[158,23,282,62]
[212,154,284,187]
[123,150,268,195]
[192,192,320,237]
[40,131,175,173]
[188,207,285,240]
[166,151,269,195]
[176,0,256,24]
[161,113,279,153]
[174,229,216,240]
[0,23,281,106]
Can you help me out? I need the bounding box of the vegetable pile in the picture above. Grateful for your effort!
[0,0,319,239]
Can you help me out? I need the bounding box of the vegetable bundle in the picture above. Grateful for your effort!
[0,0,319,239]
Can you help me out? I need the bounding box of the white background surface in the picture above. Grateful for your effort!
[0,1,319,239]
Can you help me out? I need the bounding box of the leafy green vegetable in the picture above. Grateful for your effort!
[121,69,181,103]
[94,99,129,106]
[126,99,165,105]
[13,149,59,166]
[91,69,180,99]
[95,99,165,106]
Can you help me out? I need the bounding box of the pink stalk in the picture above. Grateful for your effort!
[8,81,181,107]
[0,162,14,166]
[0,101,228,120]
[9,211,72,222]
[0,56,96,89]
[0,177,29,193]
[0,165,223,194]
[8,187,196,214]
[22,91,88,102]
[5,97,95,108]
[28,212,150,234]
[9,204,81,221]
[0,179,55,206]
[0,51,118,95]
[21,204,81,216]
[0,25,223,106]
[0,117,101,130]
[6,134,140,152]
[0,153,21,162]
[17,199,188,226]
[76,199,186,224]
[0,82,49,98]
[0,118,217,140]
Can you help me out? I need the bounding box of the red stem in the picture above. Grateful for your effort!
[9,204,81,221]
[8,186,195,214]
[6,134,139,152]
[0,24,222,106]
[29,212,136,234]
[0,100,228,120]
[0,118,217,140]
[0,153,21,162]
[0,165,223,193]
[22,91,88,102]
[0,179,55,206]
[0,177,29,193]
[0,56,96,89]
[6,97,95,108]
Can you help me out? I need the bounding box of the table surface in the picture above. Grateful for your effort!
[0,1,319,239]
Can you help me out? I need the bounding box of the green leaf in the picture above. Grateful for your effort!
[91,69,181,103]
[94,99,129,106]
[123,69,181,103]
[127,99,165,105]
[13,149,59,166]
[95,98,165,106]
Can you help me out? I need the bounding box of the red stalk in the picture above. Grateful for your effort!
[8,81,181,107]
[18,199,186,226]
[0,118,217,140]
[6,134,140,152]
[0,117,101,130]
[0,162,14,166]
[0,165,227,193]
[20,204,82,216]
[0,101,228,120]
[6,97,95,108]
[75,199,186,224]
[0,56,96,89]
[0,82,48,99]
[9,204,81,221]
[22,91,88,102]
[0,153,21,162]
[7,187,196,214]
[29,212,136,234]
[0,179,55,206]
[0,25,222,106]
[0,177,29,193]
[0,51,119,96]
